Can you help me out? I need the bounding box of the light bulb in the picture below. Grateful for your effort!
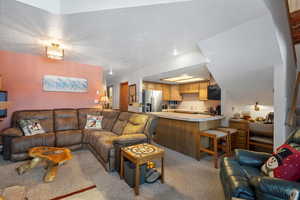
[173,48,178,56]
[109,68,113,75]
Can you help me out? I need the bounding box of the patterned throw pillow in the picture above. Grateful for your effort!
[18,119,45,136]
[85,115,103,130]
[261,144,300,181]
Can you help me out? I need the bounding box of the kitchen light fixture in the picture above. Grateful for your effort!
[161,75,204,83]
[162,75,193,82]
[176,77,204,83]
[46,42,64,60]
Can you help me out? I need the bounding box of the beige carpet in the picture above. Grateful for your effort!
[59,187,105,200]
[0,146,224,200]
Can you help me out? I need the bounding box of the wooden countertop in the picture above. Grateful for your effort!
[150,112,224,122]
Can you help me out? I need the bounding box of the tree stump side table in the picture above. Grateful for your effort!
[120,143,165,196]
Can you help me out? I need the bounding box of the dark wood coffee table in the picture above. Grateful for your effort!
[120,143,165,195]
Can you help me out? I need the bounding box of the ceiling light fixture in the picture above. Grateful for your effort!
[161,75,205,83]
[45,42,64,60]
[162,75,193,82]
[173,48,178,56]
[176,77,204,83]
[108,68,113,75]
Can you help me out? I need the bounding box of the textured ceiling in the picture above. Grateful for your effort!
[0,0,268,77]
[143,64,210,84]
[16,0,192,14]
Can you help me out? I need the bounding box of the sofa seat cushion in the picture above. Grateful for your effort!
[123,114,149,135]
[11,133,55,154]
[83,130,117,144]
[112,112,132,135]
[55,130,82,147]
[94,135,117,162]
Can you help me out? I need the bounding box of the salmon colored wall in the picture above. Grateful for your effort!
[0,50,103,130]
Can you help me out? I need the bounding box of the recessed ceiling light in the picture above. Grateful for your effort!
[108,68,113,75]
[176,77,204,83]
[173,48,178,56]
[162,75,193,82]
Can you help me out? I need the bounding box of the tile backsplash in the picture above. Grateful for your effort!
[176,93,221,112]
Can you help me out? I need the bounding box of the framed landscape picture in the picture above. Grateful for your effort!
[43,75,88,93]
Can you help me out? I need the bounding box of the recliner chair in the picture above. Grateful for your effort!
[220,129,300,200]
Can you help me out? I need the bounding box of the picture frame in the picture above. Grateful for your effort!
[43,75,88,93]
[128,84,137,105]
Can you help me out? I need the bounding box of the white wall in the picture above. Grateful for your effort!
[108,2,296,150]
[198,15,279,106]
[16,0,61,14]
[263,0,297,148]
[107,50,207,110]
[60,0,191,14]
[177,93,220,112]
[198,14,279,128]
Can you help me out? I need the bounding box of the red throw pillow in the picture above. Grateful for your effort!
[261,144,300,181]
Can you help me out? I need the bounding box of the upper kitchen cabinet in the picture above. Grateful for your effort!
[154,83,163,91]
[143,82,156,90]
[180,82,199,94]
[144,82,171,101]
[170,85,182,101]
[162,84,171,101]
[199,81,209,101]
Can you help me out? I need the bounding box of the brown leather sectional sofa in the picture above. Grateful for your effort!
[0,108,157,172]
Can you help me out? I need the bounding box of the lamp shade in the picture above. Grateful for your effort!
[100,95,109,103]
[46,43,64,60]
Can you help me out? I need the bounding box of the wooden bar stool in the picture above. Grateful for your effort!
[217,127,238,155]
[199,130,231,169]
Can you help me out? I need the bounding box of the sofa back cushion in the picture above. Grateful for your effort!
[102,110,120,131]
[54,109,78,131]
[123,114,149,135]
[11,110,54,133]
[112,112,132,135]
[78,108,102,129]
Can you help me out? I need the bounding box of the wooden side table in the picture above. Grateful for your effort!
[229,119,249,150]
[120,143,165,195]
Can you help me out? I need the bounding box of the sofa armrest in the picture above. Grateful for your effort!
[250,176,300,199]
[113,134,148,172]
[113,134,147,145]
[1,128,23,137]
[235,149,271,167]
[1,128,23,160]
[144,116,158,142]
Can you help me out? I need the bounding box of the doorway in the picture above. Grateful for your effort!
[119,82,128,111]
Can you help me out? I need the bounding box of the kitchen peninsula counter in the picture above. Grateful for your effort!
[150,112,224,122]
[150,112,224,160]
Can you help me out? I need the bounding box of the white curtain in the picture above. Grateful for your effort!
[289,0,300,12]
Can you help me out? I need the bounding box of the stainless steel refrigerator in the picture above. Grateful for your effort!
[142,90,162,112]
